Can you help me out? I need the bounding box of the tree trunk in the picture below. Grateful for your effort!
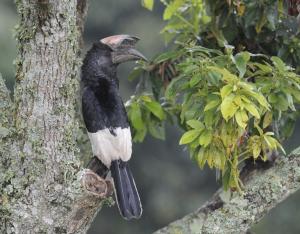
[0,1,110,233]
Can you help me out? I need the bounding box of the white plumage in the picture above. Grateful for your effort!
[87,127,132,167]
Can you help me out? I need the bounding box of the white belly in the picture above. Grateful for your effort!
[88,127,132,167]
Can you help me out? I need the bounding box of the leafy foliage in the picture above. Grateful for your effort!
[126,94,166,142]
[141,0,154,10]
[136,0,300,190]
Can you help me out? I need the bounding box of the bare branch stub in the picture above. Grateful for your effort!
[81,169,113,198]
[67,170,114,234]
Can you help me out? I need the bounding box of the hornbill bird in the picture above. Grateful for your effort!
[81,35,146,220]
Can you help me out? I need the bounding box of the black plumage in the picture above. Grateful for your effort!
[81,35,146,220]
[82,42,129,133]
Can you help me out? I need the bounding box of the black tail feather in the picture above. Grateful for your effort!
[110,160,142,220]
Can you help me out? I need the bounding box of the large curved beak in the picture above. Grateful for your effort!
[111,48,148,64]
[100,34,147,64]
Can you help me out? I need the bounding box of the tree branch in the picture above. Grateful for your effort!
[154,147,300,234]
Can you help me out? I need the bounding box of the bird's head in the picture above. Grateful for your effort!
[100,35,147,64]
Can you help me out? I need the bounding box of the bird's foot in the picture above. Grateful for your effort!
[81,169,113,198]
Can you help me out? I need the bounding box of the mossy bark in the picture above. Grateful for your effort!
[0,1,111,233]
[154,147,300,234]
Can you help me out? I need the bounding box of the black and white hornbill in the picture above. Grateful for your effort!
[81,35,146,220]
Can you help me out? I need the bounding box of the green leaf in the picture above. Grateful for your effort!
[189,74,202,87]
[129,102,144,130]
[199,130,213,147]
[263,135,277,149]
[250,92,270,109]
[153,50,182,63]
[255,123,264,136]
[206,149,214,168]
[287,93,296,111]
[188,46,222,55]
[165,74,188,99]
[207,71,222,85]
[142,0,154,10]
[235,110,248,129]
[213,147,226,169]
[234,52,250,77]
[140,95,152,102]
[163,0,184,20]
[186,120,204,130]
[208,67,238,83]
[148,122,165,140]
[233,95,242,106]
[197,148,207,168]
[221,94,238,121]
[244,103,260,119]
[271,56,286,72]
[238,81,254,92]
[204,110,216,127]
[252,142,261,159]
[183,65,198,75]
[220,84,233,99]
[144,101,166,120]
[290,88,300,103]
[204,99,220,112]
[282,118,296,138]
[263,112,273,129]
[263,134,285,154]
[179,129,201,145]
[254,62,273,73]
[133,127,147,142]
[237,3,246,16]
[278,0,284,13]
[275,139,286,154]
[255,13,267,33]
[276,94,289,111]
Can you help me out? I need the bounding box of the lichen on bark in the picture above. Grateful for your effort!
[0,73,12,128]
[154,148,300,234]
[0,1,110,233]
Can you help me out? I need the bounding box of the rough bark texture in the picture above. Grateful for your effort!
[0,1,112,233]
[154,147,300,234]
[0,73,12,128]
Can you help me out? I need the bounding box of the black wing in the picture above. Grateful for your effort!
[82,85,129,133]
[82,86,108,133]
